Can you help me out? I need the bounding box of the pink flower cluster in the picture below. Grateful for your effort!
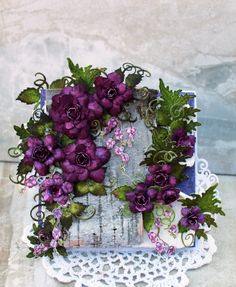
[147,231,176,255]
[104,117,137,164]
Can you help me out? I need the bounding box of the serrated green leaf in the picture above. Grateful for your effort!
[156,110,171,126]
[171,163,188,182]
[195,229,208,240]
[180,183,225,216]
[59,134,75,147]
[112,185,132,201]
[14,124,30,140]
[143,211,155,232]
[17,88,40,104]
[204,214,218,228]
[125,73,143,87]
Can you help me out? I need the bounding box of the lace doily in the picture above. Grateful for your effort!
[22,158,219,287]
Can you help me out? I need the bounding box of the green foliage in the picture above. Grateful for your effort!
[17,88,40,104]
[27,235,40,245]
[56,246,67,257]
[67,58,106,92]
[179,183,225,216]
[195,229,208,240]
[112,185,132,201]
[69,202,86,216]
[59,134,75,147]
[204,214,218,228]
[125,73,143,87]
[143,211,155,232]
[74,180,106,196]
[14,124,30,140]
[177,222,189,234]
[17,160,33,175]
[50,78,66,89]
[60,213,73,230]
[26,252,35,258]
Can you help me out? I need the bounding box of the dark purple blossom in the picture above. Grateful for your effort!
[156,186,180,205]
[126,183,157,213]
[49,85,103,139]
[145,164,176,187]
[23,135,64,176]
[180,206,205,231]
[94,72,133,116]
[41,173,73,206]
[172,128,196,157]
[61,137,111,183]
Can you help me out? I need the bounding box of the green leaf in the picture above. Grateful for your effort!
[50,79,65,89]
[26,252,35,258]
[195,229,208,240]
[112,185,133,201]
[143,211,155,232]
[180,183,225,216]
[69,202,86,217]
[17,160,33,175]
[204,214,218,228]
[14,124,30,140]
[177,222,189,234]
[67,57,106,92]
[119,203,132,217]
[171,163,188,182]
[27,236,40,245]
[75,180,107,197]
[61,213,73,230]
[89,182,106,196]
[44,248,54,259]
[57,246,67,257]
[27,119,46,137]
[74,181,89,196]
[125,73,143,87]
[156,110,171,126]
[59,134,75,147]
[17,88,40,104]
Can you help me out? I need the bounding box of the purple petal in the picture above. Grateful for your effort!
[126,192,136,202]
[89,168,105,183]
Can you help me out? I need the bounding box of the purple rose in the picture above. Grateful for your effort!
[172,128,196,157]
[61,137,111,183]
[23,135,64,176]
[145,164,176,187]
[126,183,157,213]
[156,186,180,205]
[41,173,73,206]
[49,85,103,139]
[94,72,133,116]
[180,206,205,231]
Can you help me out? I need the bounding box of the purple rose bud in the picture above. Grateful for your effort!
[180,206,205,231]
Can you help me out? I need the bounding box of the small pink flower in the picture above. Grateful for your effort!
[126,127,137,137]
[121,153,129,163]
[106,138,116,149]
[50,239,58,248]
[114,146,124,156]
[24,176,37,188]
[167,245,176,255]
[155,217,162,228]
[148,231,157,243]
[52,227,62,240]
[155,241,165,254]
[164,209,173,218]
[169,224,177,234]
[108,117,118,128]
[114,128,124,141]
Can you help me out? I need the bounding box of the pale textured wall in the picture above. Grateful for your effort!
[1,0,236,174]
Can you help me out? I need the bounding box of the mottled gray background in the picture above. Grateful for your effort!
[0,1,236,287]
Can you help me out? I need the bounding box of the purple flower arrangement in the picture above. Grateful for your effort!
[10,59,223,260]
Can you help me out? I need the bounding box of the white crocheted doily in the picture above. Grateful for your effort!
[22,158,219,287]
